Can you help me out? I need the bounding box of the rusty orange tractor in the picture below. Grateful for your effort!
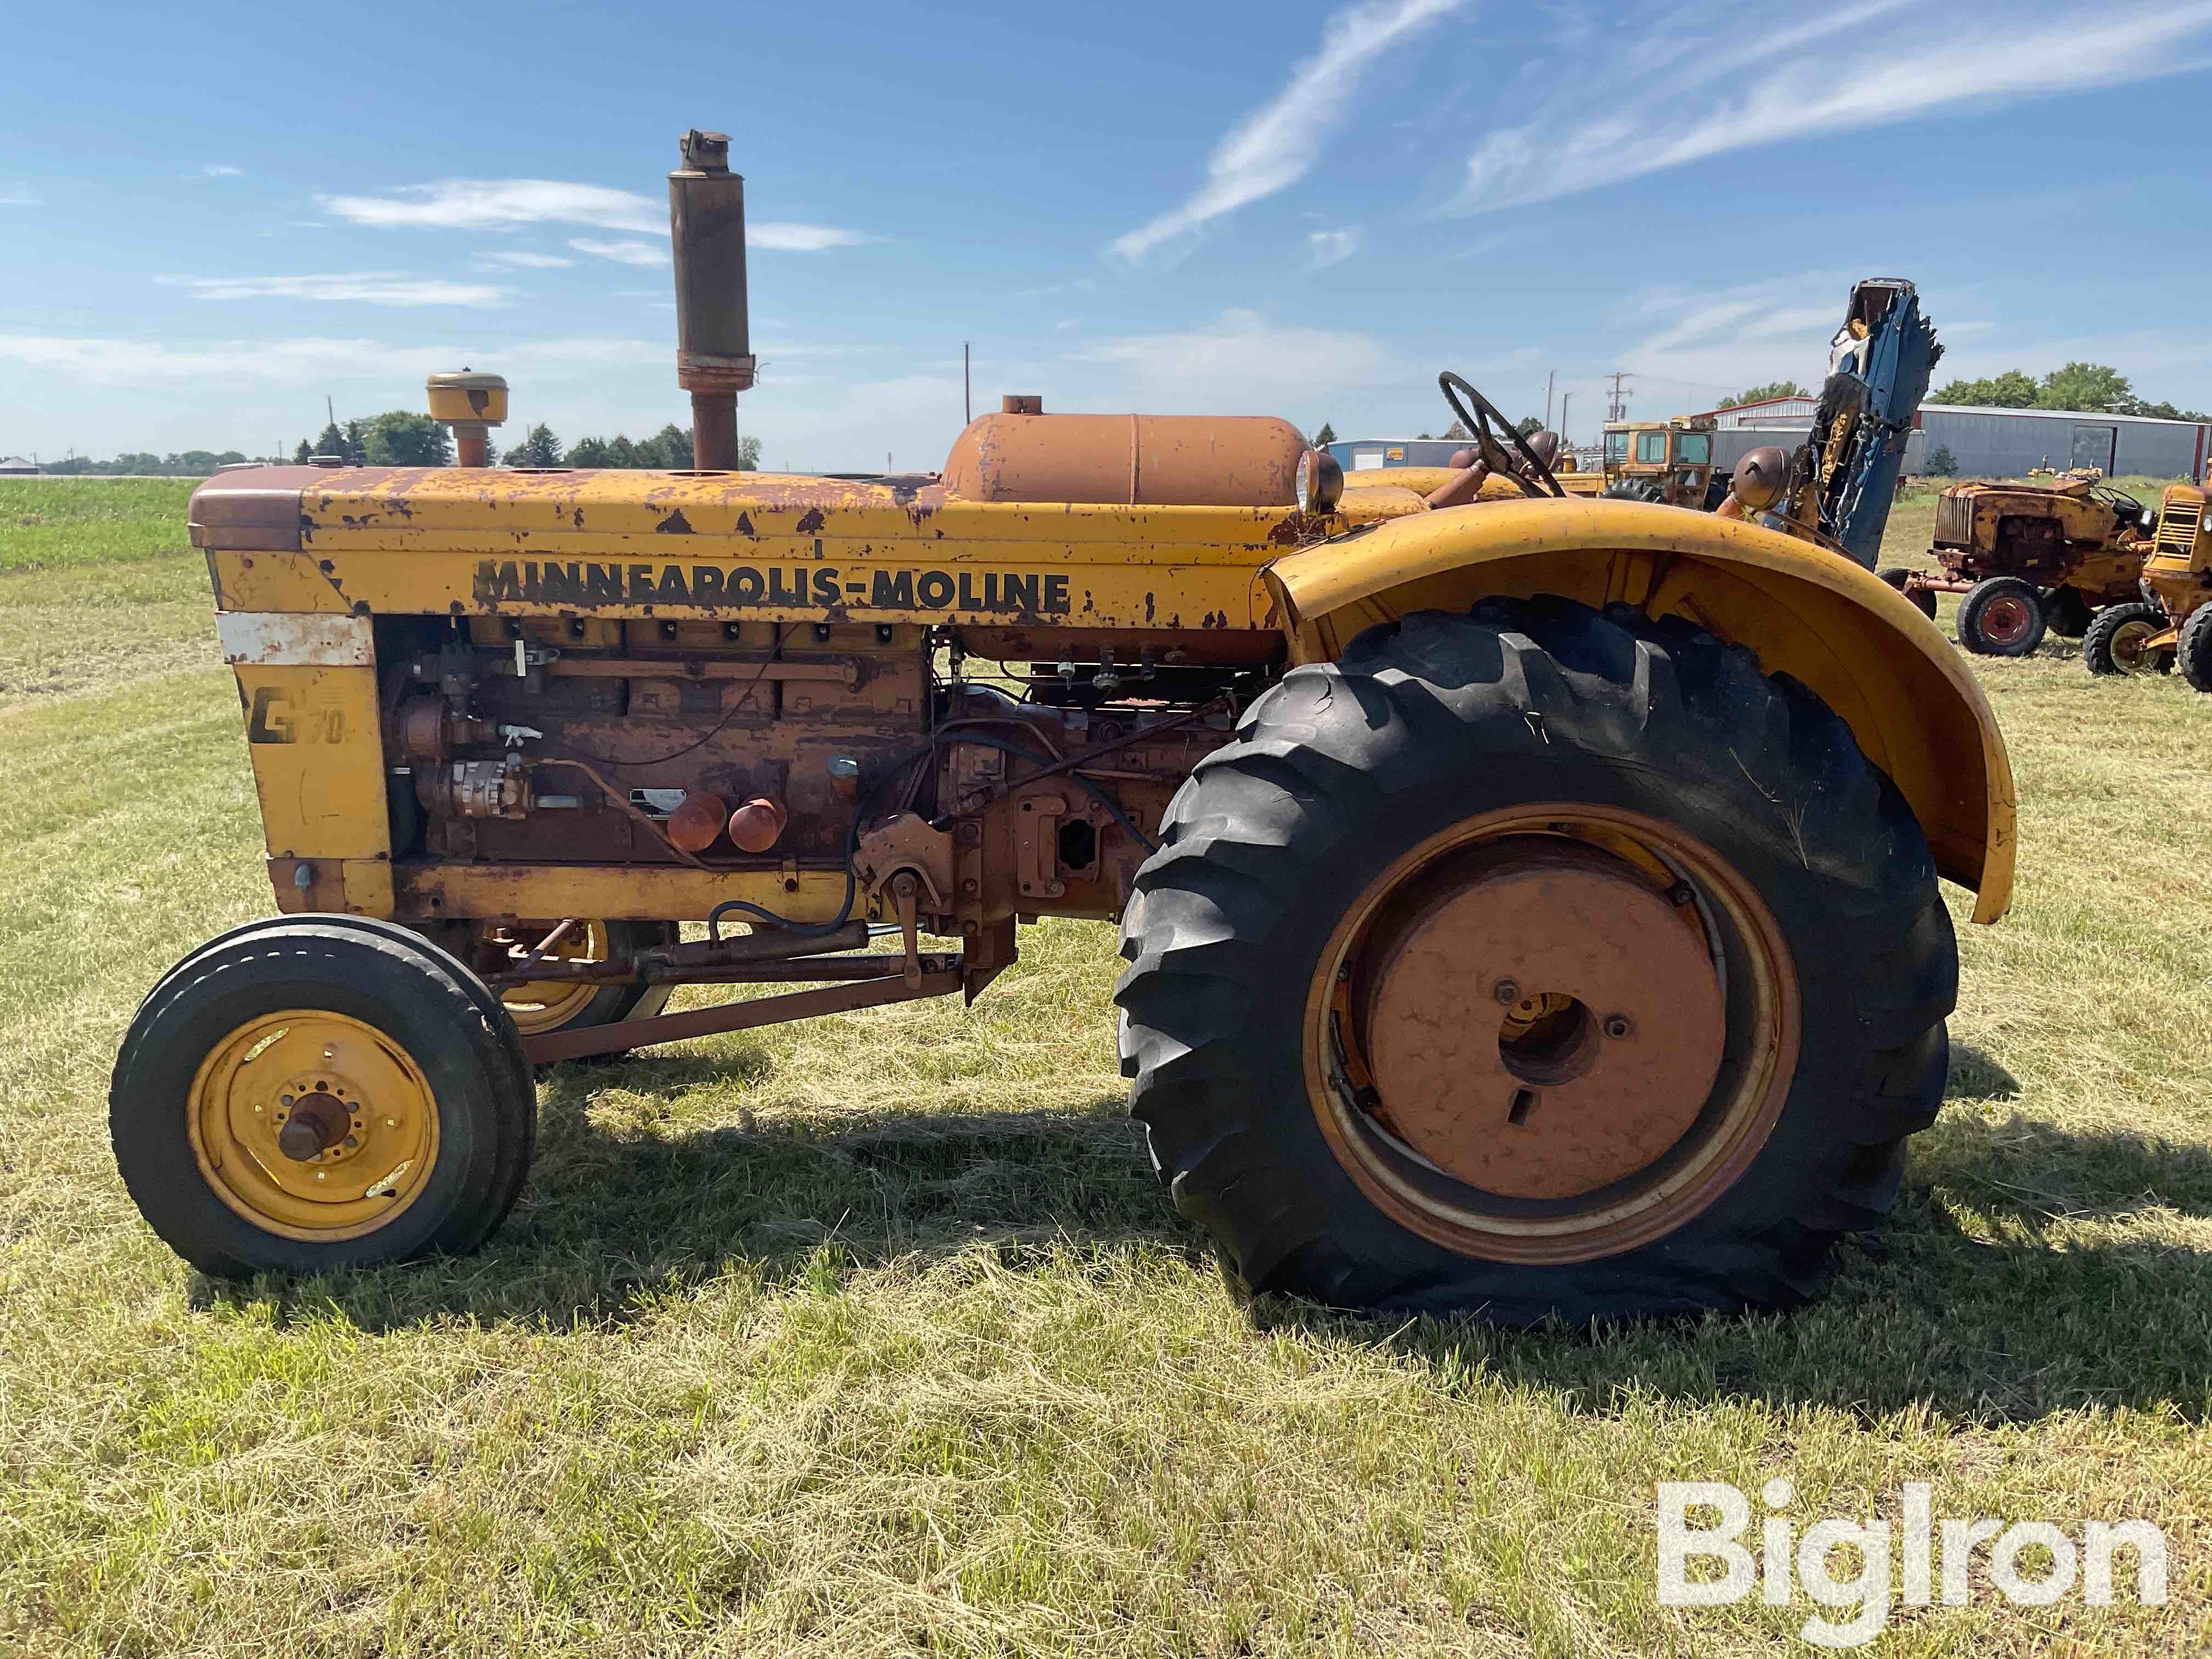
[2083,481,2212,685]
[1884,476,2154,654]
[106,134,2010,1324]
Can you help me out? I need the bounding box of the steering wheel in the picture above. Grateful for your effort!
[1440,371,1565,499]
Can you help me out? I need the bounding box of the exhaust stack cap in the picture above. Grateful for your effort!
[427,370,509,467]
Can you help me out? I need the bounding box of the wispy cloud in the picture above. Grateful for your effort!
[1110,0,1465,260]
[475,250,574,269]
[0,189,40,207]
[1308,229,1361,268]
[0,333,667,387]
[321,179,666,233]
[319,178,875,252]
[1074,308,1407,404]
[1457,1,2212,213]
[568,238,667,267]
[155,273,508,306]
[202,164,244,178]
[750,222,878,251]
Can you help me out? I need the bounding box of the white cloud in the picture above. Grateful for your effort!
[568,238,668,267]
[0,189,40,207]
[1457,2,2212,213]
[320,178,667,233]
[154,273,509,306]
[318,178,874,253]
[1308,229,1361,268]
[475,250,574,269]
[1111,0,1465,260]
[0,333,668,388]
[749,222,878,251]
[1073,308,1407,405]
[202,165,244,178]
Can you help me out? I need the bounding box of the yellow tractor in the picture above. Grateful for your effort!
[2083,481,2212,685]
[109,134,2010,1323]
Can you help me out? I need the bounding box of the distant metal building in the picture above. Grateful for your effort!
[1697,397,2208,481]
[0,456,36,475]
[1713,427,1926,476]
[1912,405,2206,480]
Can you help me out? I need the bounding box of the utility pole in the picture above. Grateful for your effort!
[964,342,972,425]
[1605,371,1632,424]
[1559,392,1571,445]
[325,394,336,430]
[1544,371,1554,432]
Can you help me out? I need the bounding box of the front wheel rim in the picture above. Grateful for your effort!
[187,1010,440,1240]
[1304,806,1800,1266]
[1980,595,2037,648]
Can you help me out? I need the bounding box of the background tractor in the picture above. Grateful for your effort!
[1884,476,2155,654]
[108,133,2011,1324]
[2083,481,2212,685]
[1599,416,1721,507]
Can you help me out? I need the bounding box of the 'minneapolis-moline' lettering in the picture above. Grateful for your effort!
[473,559,1071,614]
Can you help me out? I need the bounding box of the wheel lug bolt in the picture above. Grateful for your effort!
[1603,1014,1633,1039]
[1493,979,1521,1005]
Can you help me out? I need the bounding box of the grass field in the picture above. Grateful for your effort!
[1,477,2207,1656]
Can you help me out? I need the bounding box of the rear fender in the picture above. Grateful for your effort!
[1265,499,2015,922]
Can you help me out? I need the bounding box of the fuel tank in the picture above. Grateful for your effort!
[942,410,1307,508]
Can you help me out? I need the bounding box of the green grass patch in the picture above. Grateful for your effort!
[0,478,200,574]
[0,481,2205,1655]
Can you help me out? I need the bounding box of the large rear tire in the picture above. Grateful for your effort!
[1877,567,1938,622]
[1117,599,1955,1322]
[112,919,534,1277]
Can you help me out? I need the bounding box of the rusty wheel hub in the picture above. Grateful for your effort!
[1982,595,2036,647]
[1362,844,1724,1199]
[1306,808,1799,1266]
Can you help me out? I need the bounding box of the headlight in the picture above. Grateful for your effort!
[1295,448,1344,515]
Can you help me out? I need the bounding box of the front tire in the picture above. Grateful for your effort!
[1956,577,2047,656]
[2177,604,2212,692]
[1878,567,1938,621]
[2081,600,2171,676]
[111,919,534,1277]
[1117,599,1955,1322]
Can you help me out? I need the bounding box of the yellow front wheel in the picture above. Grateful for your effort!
[111,918,534,1277]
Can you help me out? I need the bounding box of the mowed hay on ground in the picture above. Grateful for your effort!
[0,481,2206,1657]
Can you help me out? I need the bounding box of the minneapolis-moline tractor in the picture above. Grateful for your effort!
[110,136,2011,1323]
[1884,476,2155,654]
[2082,481,2212,687]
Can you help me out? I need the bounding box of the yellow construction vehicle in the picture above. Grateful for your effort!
[2083,481,2212,685]
[109,135,2009,1323]
[1600,415,1721,507]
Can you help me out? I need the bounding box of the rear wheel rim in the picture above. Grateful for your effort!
[1304,806,1799,1265]
[1980,594,2036,648]
[187,1010,439,1240]
[495,920,611,1034]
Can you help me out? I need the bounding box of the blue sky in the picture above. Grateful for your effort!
[5,0,2212,470]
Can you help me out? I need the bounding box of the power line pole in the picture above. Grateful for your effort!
[1605,371,1632,424]
[1544,371,1554,431]
[1559,392,1571,444]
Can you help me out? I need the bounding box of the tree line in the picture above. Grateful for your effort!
[291,416,762,471]
[1925,362,2206,421]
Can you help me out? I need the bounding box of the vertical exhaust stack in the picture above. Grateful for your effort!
[669,129,755,470]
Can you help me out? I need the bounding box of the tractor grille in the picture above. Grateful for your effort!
[2156,494,2203,560]
[1932,491,1974,547]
